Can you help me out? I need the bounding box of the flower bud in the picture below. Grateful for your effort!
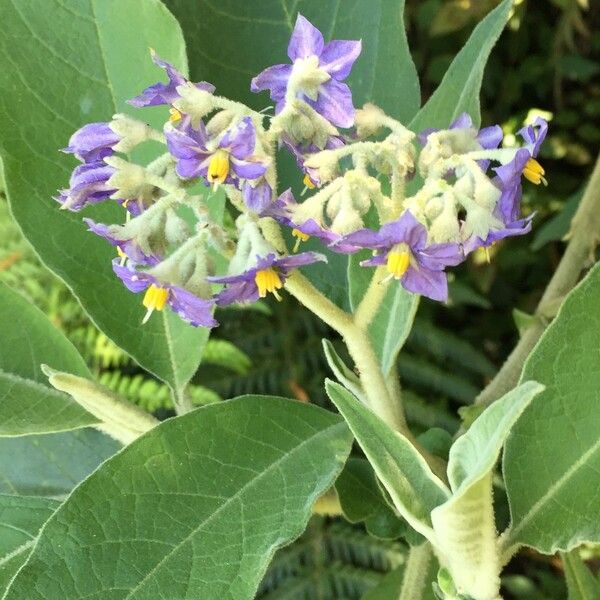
[354,103,385,138]
[173,83,215,127]
[109,114,153,153]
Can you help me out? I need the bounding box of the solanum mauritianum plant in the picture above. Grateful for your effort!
[0,1,598,599]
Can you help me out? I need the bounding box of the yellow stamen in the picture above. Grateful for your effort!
[116,245,127,266]
[523,158,547,186]
[169,107,182,123]
[207,149,230,185]
[254,268,283,301]
[303,174,316,189]
[292,228,310,251]
[386,245,411,280]
[142,284,169,324]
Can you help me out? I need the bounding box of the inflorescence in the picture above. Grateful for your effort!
[57,14,547,328]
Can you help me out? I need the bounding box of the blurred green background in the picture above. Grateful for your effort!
[1,0,598,597]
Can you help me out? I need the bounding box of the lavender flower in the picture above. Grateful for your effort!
[251,15,361,128]
[63,123,120,163]
[165,117,267,191]
[282,135,345,187]
[112,259,217,327]
[207,252,326,305]
[128,51,215,109]
[83,219,157,265]
[336,211,463,302]
[55,161,117,211]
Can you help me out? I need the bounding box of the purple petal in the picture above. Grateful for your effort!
[214,281,259,306]
[402,266,448,302]
[288,15,324,61]
[230,157,268,180]
[112,260,154,293]
[242,181,273,214]
[274,251,327,271]
[307,79,355,128]
[334,228,382,251]
[477,125,503,150]
[518,117,548,157]
[63,122,119,163]
[84,219,156,265]
[450,113,473,130]
[417,243,464,270]
[207,270,257,286]
[378,211,428,250]
[221,117,256,159]
[250,64,292,101]
[168,287,217,328]
[319,40,362,80]
[360,254,386,268]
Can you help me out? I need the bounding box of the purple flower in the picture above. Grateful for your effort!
[336,211,463,302]
[242,180,273,214]
[112,259,217,328]
[165,117,267,187]
[83,218,157,265]
[251,15,361,128]
[207,252,326,305]
[55,161,117,211]
[62,123,120,163]
[128,51,215,108]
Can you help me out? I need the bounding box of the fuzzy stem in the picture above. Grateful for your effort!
[398,543,433,600]
[475,153,600,409]
[354,266,390,329]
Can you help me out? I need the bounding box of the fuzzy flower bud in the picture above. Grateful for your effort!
[173,83,216,128]
[109,114,154,153]
[354,103,386,138]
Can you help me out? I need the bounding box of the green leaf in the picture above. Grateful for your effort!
[503,263,600,554]
[409,0,512,131]
[0,0,208,396]
[326,380,449,540]
[446,381,544,494]
[348,254,419,375]
[335,457,406,540]
[322,339,365,402]
[0,495,59,593]
[562,550,600,600]
[165,0,419,123]
[429,382,543,600]
[5,397,352,598]
[0,283,97,436]
[0,429,119,498]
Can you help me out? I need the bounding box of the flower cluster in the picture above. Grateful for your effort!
[57,14,547,328]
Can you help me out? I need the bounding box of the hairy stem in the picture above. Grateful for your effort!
[398,543,433,600]
[354,266,390,329]
[475,153,600,408]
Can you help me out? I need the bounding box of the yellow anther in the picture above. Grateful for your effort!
[523,158,547,186]
[254,268,283,300]
[142,284,169,324]
[169,107,182,123]
[386,246,411,280]
[303,174,316,189]
[207,149,230,185]
[116,246,126,259]
[292,228,310,251]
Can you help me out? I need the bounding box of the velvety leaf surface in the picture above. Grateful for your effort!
[503,263,600,554]
[0,495,59,593]
[0,0,208,395]
[0,283,97,436]
[0,429,119,498]
[326,380,449,540]
[5,396,352,599]
[409,0,512,131]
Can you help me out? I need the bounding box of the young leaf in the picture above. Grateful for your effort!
[409,0,513,131]
[326,380,450,540]
[4,397,352,599]
[0,430,119,498]
[503,263,600,554]
[0,0,208,398]
[0,283,97,436]
[561,550,600,600]
[0,495,59,594]
[322,339,365,402]
[429,382,543,600]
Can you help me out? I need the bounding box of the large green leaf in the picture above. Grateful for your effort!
[326,380,449,540]
[503,263,600,554]
[165,0,419,122]
[0,495,59,593]
[409,0,512,131]
[5,396,352,599]
[348,254,419,375]
[0,0,207,397]
[0,429,119,498]
[0,284,97,436]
